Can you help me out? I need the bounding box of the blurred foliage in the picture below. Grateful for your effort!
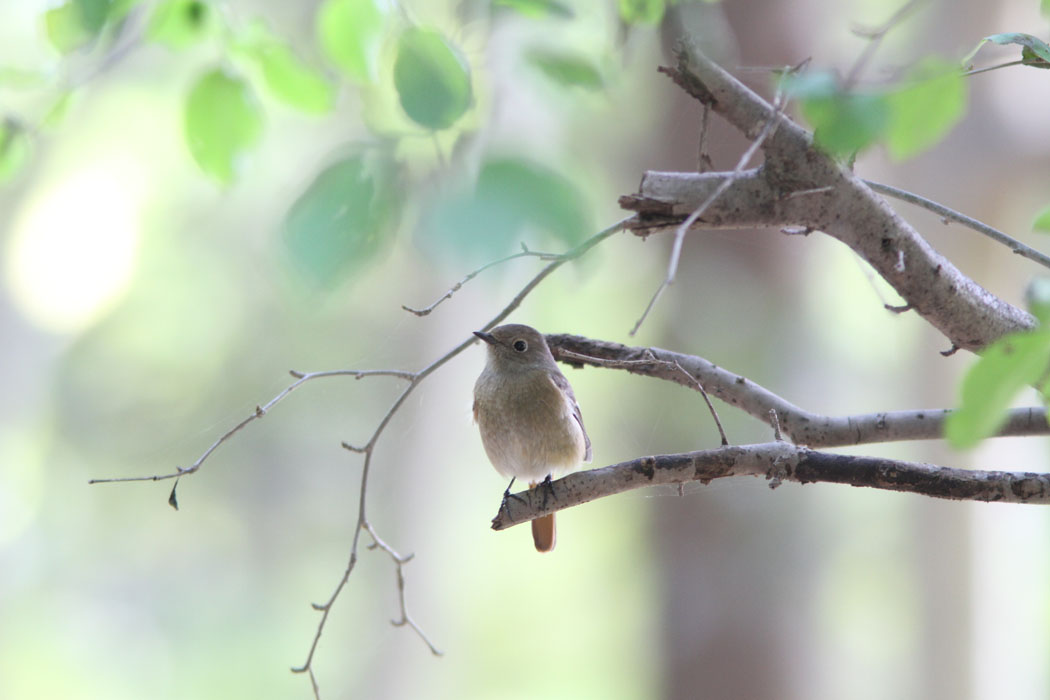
[945,328,1050,449]
[1034,204,1050,233]
[316,0,385,83]
[146,0,213,49]
[494,0,575,19]
[183,68,263,183]
[45,0,118,53]
[282,149,400,287]
[883,58,966,160]
[392,27,472,130]
[947,283,1050,449]
[526,48,605,89]
[0,119,31,183]
[618,0,666,25]
[234,20,336,114]
[416,156,591,262]
[786,60,967,160]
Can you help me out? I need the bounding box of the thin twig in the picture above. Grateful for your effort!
[769,409,783,441]
[402,245,561,316]
[697,103,712,172]
[87,369,416,485]
[364,521,442,656]
[865,180,1050,271]
[963,59,1048,77]
[782,185,834,200]
[672,359,729,446]
[630,87,786,336]
[557,349,729,446]
[843,0,923,89]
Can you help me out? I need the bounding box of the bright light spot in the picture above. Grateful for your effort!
[5,162,143,333]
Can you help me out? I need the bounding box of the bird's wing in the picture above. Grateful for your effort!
[550,370,592,462]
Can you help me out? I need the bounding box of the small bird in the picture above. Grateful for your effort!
[472,324,591,552]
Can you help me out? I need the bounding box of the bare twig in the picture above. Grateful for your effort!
[88,369,416,486]
[630,86,786,336]
[402,244,561,316]
[365,522,442,656]
[843,0,924,89]
[782,185,834,200]
[697,103,712,172]
[558,349,729,446]
[963,59,1049,77]
[671,359,729,446]
[491,442,1050,531]
[769,409,783,441]
[865,180,1050,271]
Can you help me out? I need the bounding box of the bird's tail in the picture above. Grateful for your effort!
[531,513,556,552]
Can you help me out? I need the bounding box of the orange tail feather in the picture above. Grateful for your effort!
[531,513,556,552]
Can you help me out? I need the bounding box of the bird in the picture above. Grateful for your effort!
[472,324,591,552]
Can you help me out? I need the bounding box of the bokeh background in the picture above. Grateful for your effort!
[3,0,1050,698]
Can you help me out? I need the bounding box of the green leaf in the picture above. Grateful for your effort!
[77,0,115,33]
[1022,46,1050,69]
[963,32,1050,67]
[237,22,335,114]
[0,121,32,184]
[1043,0,1050,18]
[945,329,1050,449]
[44,3,94,53]
[787,72,889,157]
[618,0,664,24]
[317,0,385,83]
[803,93,889,157]
[493,0,575,18]
[147,0,212,49]
[44,0,115,53]
[1026,278,1050,324]
[183,68,263,183]
[1034,203,1050,233]
[417,156,590,262]
[393,27,472,130]
[282,152,399,287]
[527,49,604,89]
[884,57,966,160]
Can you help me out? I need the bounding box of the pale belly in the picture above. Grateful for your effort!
[474,375,586,483]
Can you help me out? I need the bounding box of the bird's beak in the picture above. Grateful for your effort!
[473,330,497,345]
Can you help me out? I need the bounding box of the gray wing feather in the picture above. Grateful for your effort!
[550,370,592,462]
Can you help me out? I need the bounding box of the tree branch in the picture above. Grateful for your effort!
[491,442,1050,531]
[863,180,1050,271]
[546,333,1050,447]
[622,47,1034,352]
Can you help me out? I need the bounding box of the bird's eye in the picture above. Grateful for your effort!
[513,339,527,352]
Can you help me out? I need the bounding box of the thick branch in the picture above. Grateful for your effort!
[622,48,1034,351]
[546,334,1050,446]
[491,442,1050,531]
